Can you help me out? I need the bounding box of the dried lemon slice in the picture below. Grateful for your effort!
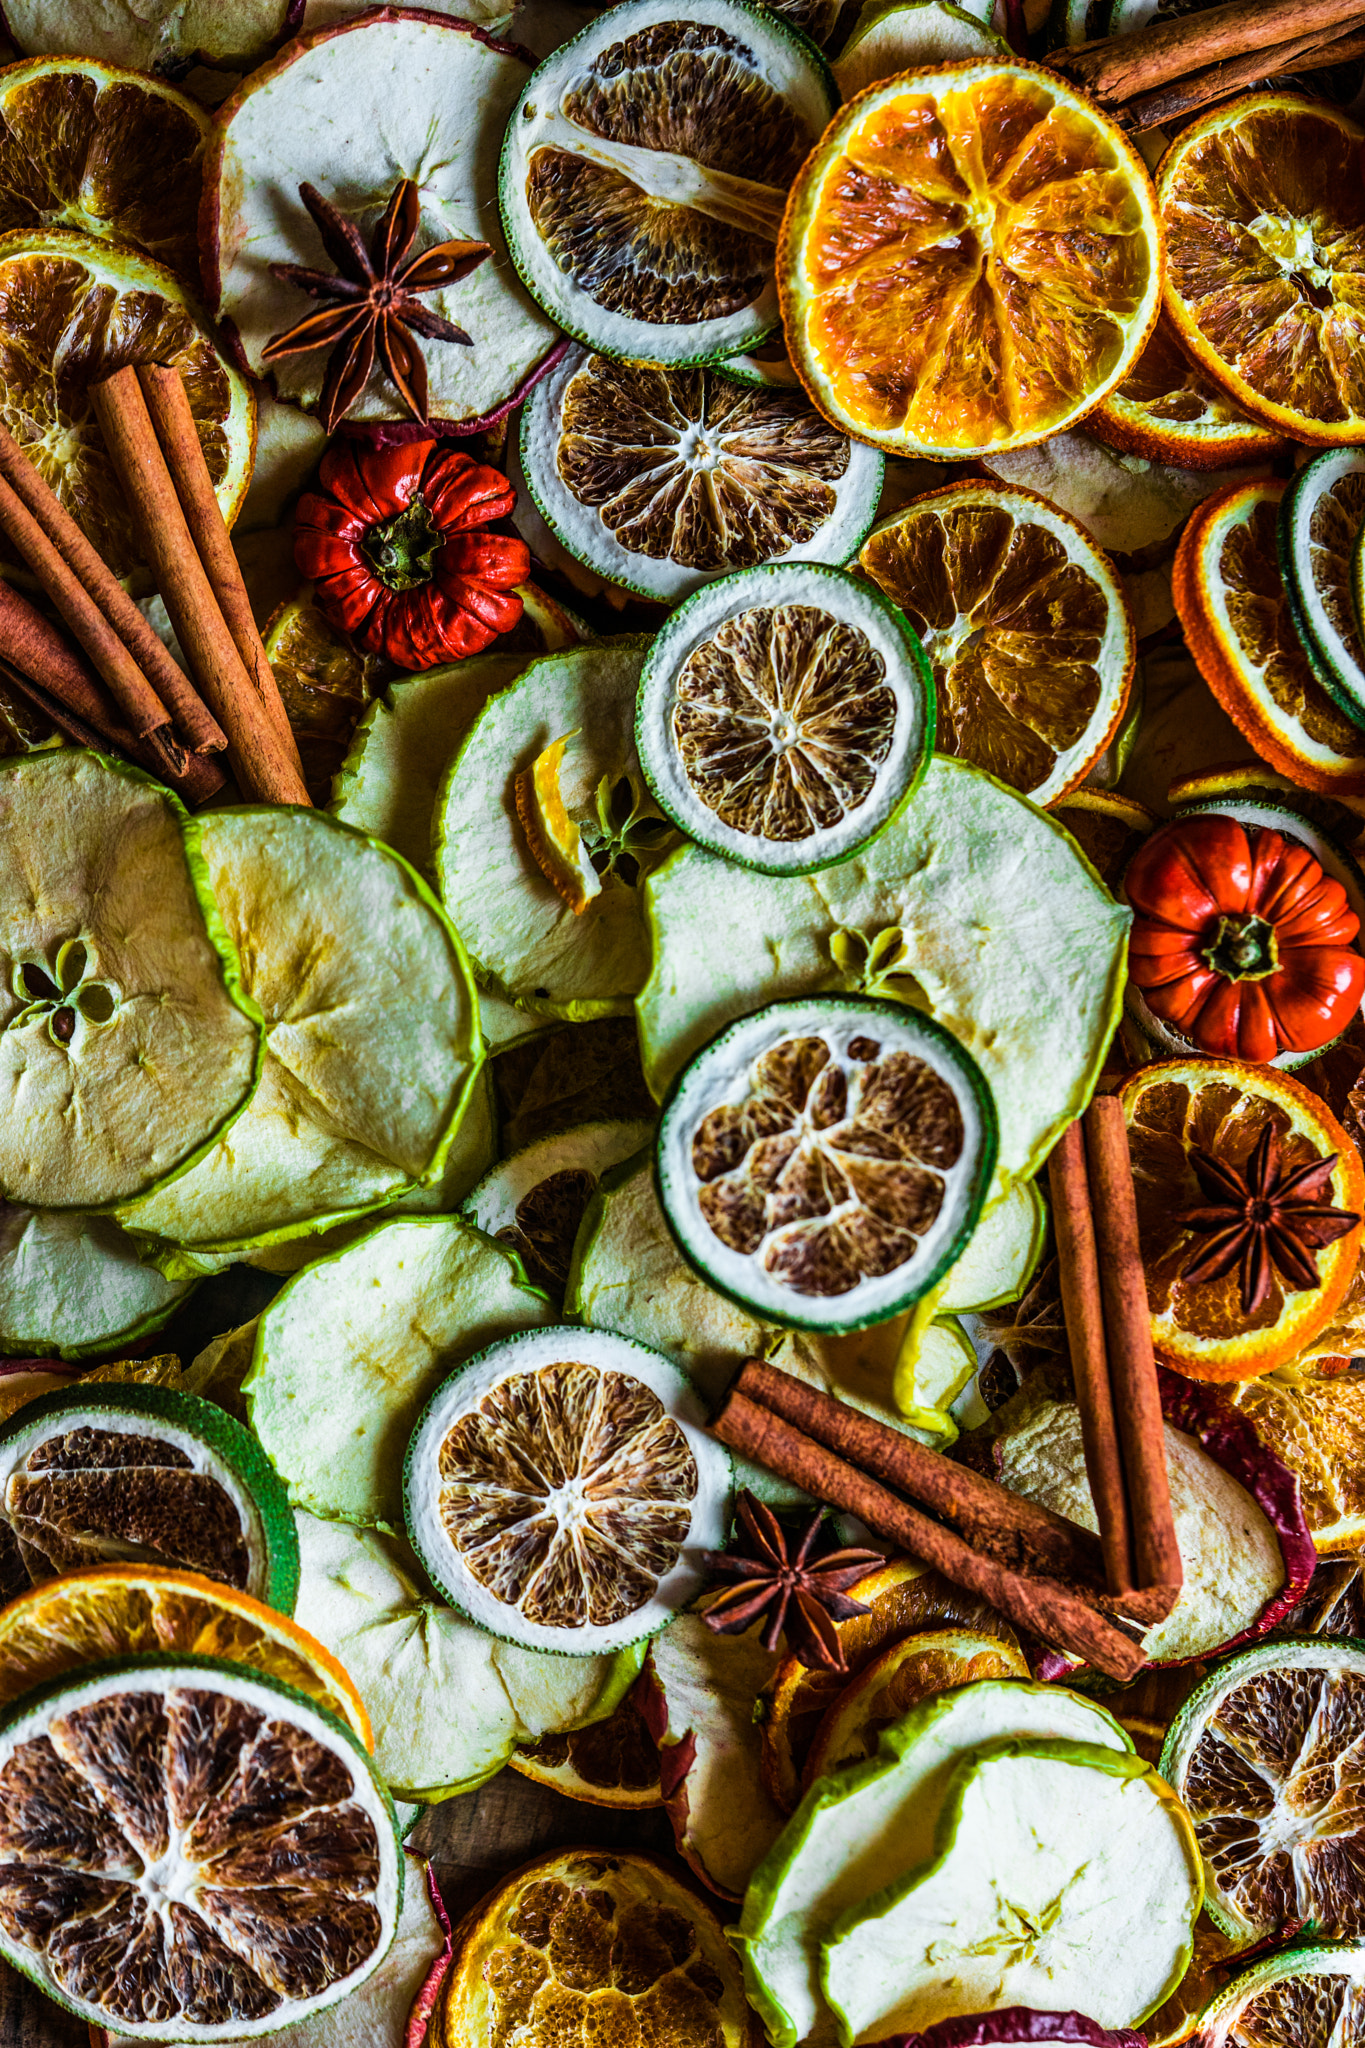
[779,59,1162,457]
[858,482,1134,805]
[1175,479,1365,795]
[1092,309,1287,470]
[0,1654,401,2037]
[656,995,996,1333]
[403,1324,730,1653]
[500,0,835,366]
[1160,93,1365,445]
[519,346,883,602]
[636,562,933,874]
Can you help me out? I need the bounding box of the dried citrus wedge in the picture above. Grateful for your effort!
[1280,448,1365,729]
[1159,93,1365,445]
[0,1563,369,1741]
[1161,1638,1365,1943]
[0,58,208,278]
[858,481,1135,803]
[779,59,1162,458]
[510,1684,663,1808]
[0,1654,402,2037]
[636,562,933,873]
[1091,308,1287,470]
[1191,1943,1365,2048]
[1120,1056,1365,1379]
[656,995,997,1334]
[802,1626,1028,1784]
[0,227,251,578]
[430,1848,756,2048]
[403,1324,730,1654]
[1174,478,1365,796]
[520,346,883,604]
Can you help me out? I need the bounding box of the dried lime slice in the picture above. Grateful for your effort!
[0,1381,297,1610]
[657,995,996,1333]
[0,1208,190,1360]
[822,1740,1201,2040]
[245,1215,555,1528]
[116,808,481,1274]
[737,1677,1132,2048]
[463,1117,654,1301]
[499,0,835,366]
[1279,447,1365,729]
[638,754,1131,1193]
[1160,1638,1365,1944]
[1191,1943,1365,2047]
[636,563,933,875]
[404,1324,731,1653]
[0,1653,402,2038]
[520,347,883,603]
[0,753,262,1211]
[435,640,673,1018]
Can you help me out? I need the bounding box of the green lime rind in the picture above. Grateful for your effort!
[116,807,483,1275]
[245,1214,555,1528]
[1192,1940,1365,2039]
[1279,448,1365,732]
[402,1322,732,1655]
[0,1650,402,2041]
[734,1677,1133,2048]
[497,0,836,369]
[0,751,265,1213]
[635,562,934,875]
[0,1380,300,1613]
[1160,1635,1365,1943]
[820,1735,1200,2041]
[0,1208,193,1359]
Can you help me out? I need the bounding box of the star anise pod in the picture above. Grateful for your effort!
[262,179,490,433]
[700,1491,879,1671]
[1177,1120,1361,1317]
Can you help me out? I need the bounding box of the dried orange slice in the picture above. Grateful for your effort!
[510,1684,662,1809]
[0,58,208,279]
[1091,309,1287,470]
[1121,1056,1365,1380]
[801,1625,1028,1785]
[0,1561,371,1745]
[1053,787,1158,890]
[1159,93,1365,445]
[858,481,1135,803]
[1173,478,1365,796]
[0,228,252,582]
[779,59,1162,457]
[1225,1373,1365,1556]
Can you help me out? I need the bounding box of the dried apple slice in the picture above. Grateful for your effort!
[0,1208,190,1360]
[1,0,295,70]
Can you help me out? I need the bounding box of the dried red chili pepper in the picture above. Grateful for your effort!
[293,437,529,670]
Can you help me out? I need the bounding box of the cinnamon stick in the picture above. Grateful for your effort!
[711,1390,1146,1683]
[90,369,310,808]
[1122,21,1365,127]
[1084,1097,1183,1612]
[0,421,224,757]
[1048,1123,1136,1599]
[135,363,305,781]
[1048,0,1365,103]
[733,1357,1108,1593]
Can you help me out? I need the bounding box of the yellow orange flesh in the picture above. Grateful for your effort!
[1159,94,1365,444]
[1122,1058,1365,1380]
[1226,1373,1365,1554]
[780,60,1161,456]
[802,1625,1027,1785]
[1173,480,1365,796]
[514,732,602,916]
[264,590,386,802]
[1092,308,1286,469]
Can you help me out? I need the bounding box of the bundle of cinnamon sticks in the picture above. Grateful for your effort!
[0,363,307,808]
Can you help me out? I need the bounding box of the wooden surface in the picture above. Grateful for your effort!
[0,1770,679,2044]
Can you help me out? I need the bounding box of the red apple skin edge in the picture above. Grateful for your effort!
[871,2010,1147,2048]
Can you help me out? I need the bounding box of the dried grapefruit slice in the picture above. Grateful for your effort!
[779,59,1162,458]
[1091,308,1287,470]
[636,562,933,873]
[1161,1638,1365,1943]
[1190,1942,1365,2047]
[519,346,883,603]
[0,1654,401,2037]
[500,0,835,367]
[429,1847,754,2048]
[1280,448,1365,729]
[1159,93,1365,445]
[403,1324,731,1653]
[0,59,208,278]
[1174,479,1365,796]
[0,228,252,580]
[858,481,1135,804]
[1120,1056,1365,1379]
[802,1626,1028,1783]
[656,995,997,1333]
[0,1563,368,1742]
